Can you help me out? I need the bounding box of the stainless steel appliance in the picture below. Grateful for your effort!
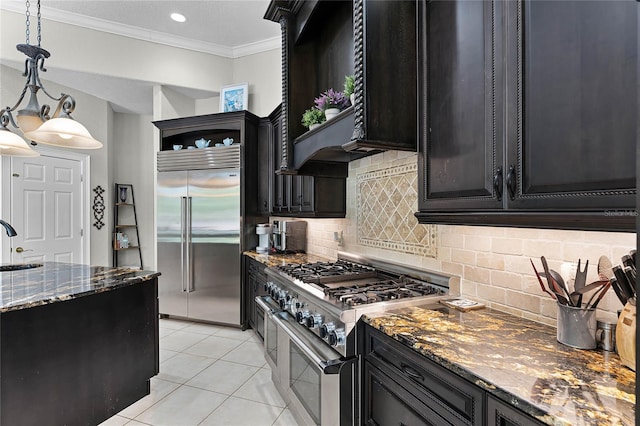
[257,252,455,425]
[272,220,307,253]
[255,223,272,254]
[157,147,242,325]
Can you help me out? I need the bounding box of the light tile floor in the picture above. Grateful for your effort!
[99,318,300,426]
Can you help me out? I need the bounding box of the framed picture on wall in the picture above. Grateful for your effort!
[220,82,249,112]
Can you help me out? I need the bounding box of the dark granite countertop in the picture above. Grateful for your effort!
[0,262,160,313]
[243,250,330,268]
[363,305,635,426]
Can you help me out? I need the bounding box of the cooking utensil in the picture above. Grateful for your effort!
[623,266,636,295]
[570,259,588,306]
[584,281,608,308]
[613,265,634,301]
[610,277,628,305]
[537,272,570,305]
[630,249,636,266]
[588,282,611,310]
[622,254,635,272]
[530,259,556,300]
[598,255,614,281]
[549,267,573,306]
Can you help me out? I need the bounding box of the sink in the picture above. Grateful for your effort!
[0,263,43,272]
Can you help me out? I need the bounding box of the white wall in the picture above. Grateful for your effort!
[232,49,282,116]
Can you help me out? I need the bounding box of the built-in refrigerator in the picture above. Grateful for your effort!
[156,146,242,325]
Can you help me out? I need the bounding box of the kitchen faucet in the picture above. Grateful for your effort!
[0,220,17,237]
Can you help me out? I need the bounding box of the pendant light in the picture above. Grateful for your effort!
[0,0,102,154]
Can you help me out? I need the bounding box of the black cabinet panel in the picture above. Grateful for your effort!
[363,362,442,426]
[243,255,268,336]
[422,0,501,208]
[512,0,637,208]
[418,0,637,230]
[487,395,545,426]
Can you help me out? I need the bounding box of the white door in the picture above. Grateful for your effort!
[10,154,84,264]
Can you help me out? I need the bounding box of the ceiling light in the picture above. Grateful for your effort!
[170,13,186,23]
[0,0,102,155]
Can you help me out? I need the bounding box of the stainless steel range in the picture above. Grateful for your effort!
[255,252,455,425]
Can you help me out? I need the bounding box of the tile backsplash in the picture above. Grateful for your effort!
[275,151,636,326]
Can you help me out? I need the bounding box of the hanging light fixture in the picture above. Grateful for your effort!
[0,0,103,154]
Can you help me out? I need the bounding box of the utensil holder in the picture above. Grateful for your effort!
[556,302,597,349]
[615,301,636,370]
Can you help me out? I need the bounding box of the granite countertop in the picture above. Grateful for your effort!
[363,305,635,426]
[0,262,160,313]
[243,250,330,267]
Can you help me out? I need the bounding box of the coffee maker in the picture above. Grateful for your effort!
[272,220,307,253]
[255,224,272,253]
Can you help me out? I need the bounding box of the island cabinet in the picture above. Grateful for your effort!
[264,0,418,176]
[415,0,637,231]
[263,105,347,217]
[360,323,545,426]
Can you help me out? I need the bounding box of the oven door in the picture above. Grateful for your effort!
[269,310,355,426]
[255,296,280,371]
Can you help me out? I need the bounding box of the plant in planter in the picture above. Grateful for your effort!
[314,88,349,120]
[301,107,326,130]
[344,75,355,105]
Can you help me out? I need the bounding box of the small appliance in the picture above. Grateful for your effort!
[272,220,306,253]
[255,224,272,253]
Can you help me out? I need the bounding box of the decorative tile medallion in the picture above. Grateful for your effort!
[357,161,437,257]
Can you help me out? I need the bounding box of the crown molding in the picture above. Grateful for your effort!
[0,3,279,58]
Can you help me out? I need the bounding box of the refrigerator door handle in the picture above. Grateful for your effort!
[181,196,187,292]
[186,196,194,292]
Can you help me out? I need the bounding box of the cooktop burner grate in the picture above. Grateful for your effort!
[324,277,447,306]
[276,259,378,284]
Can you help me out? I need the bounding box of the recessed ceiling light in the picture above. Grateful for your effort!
[170,13,186,23]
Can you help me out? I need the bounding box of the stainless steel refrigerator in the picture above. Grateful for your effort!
[156,147,242,325]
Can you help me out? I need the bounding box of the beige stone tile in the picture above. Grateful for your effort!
[562,243,612,264]
[504,227,542,240]
[491,237,524,255]
[522,240,563,258]
[463,266,491,284]
[503,255,535,275]
[441,261,463,276]
[460,279,478,296]
[476,253,505,270]
[505,290,540,314]
[490,270,522,289]
[464,235,492,252]
[451,248,476,265]
[476,283,506,304]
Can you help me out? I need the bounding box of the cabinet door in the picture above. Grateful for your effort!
[290,176,314,213]
[418,0,504,211]
[487,395,545,426]
[505,0,636,211]
[271,109,287,213]
[362,362,443,426]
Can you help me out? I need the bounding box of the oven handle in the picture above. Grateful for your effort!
[255,295,273,312]
[268,310,348,375]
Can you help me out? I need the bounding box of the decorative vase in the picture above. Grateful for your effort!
[119,186,128,203]
[309,123,321,130]
[324,108,340,120]
[350,93,355,106]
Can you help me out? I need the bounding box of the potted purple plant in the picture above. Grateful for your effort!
[314,88,349,120]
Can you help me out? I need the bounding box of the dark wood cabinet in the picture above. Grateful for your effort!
[416,0,637,231]
[266,104,347,217]
[243,255,268,337]
[265,0,418,175]
[361,323,484,426]
[487,395,545,426]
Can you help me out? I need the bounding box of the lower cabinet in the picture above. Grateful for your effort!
[243,256,268,339]
[360,323,543,426]
[487,396,544,426]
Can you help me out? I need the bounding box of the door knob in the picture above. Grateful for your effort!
[15,247,33,253]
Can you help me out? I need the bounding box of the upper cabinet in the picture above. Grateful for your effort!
[265,0,418,176]
[416,0,637,231]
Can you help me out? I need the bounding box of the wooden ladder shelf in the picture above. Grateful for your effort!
[112,183,143,269]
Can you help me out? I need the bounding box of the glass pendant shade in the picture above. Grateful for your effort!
[16,110,44,135]
[0,128,39,156]
[24,117,103,149]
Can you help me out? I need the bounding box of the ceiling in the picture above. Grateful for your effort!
[0,0,281,114]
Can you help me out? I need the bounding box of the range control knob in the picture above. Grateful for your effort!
[263,281,270,292]
[328,328,346,347]
[278,292,290,309]
[296,309,310,323]
[320,322,335,339]
[306,313,323,328]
